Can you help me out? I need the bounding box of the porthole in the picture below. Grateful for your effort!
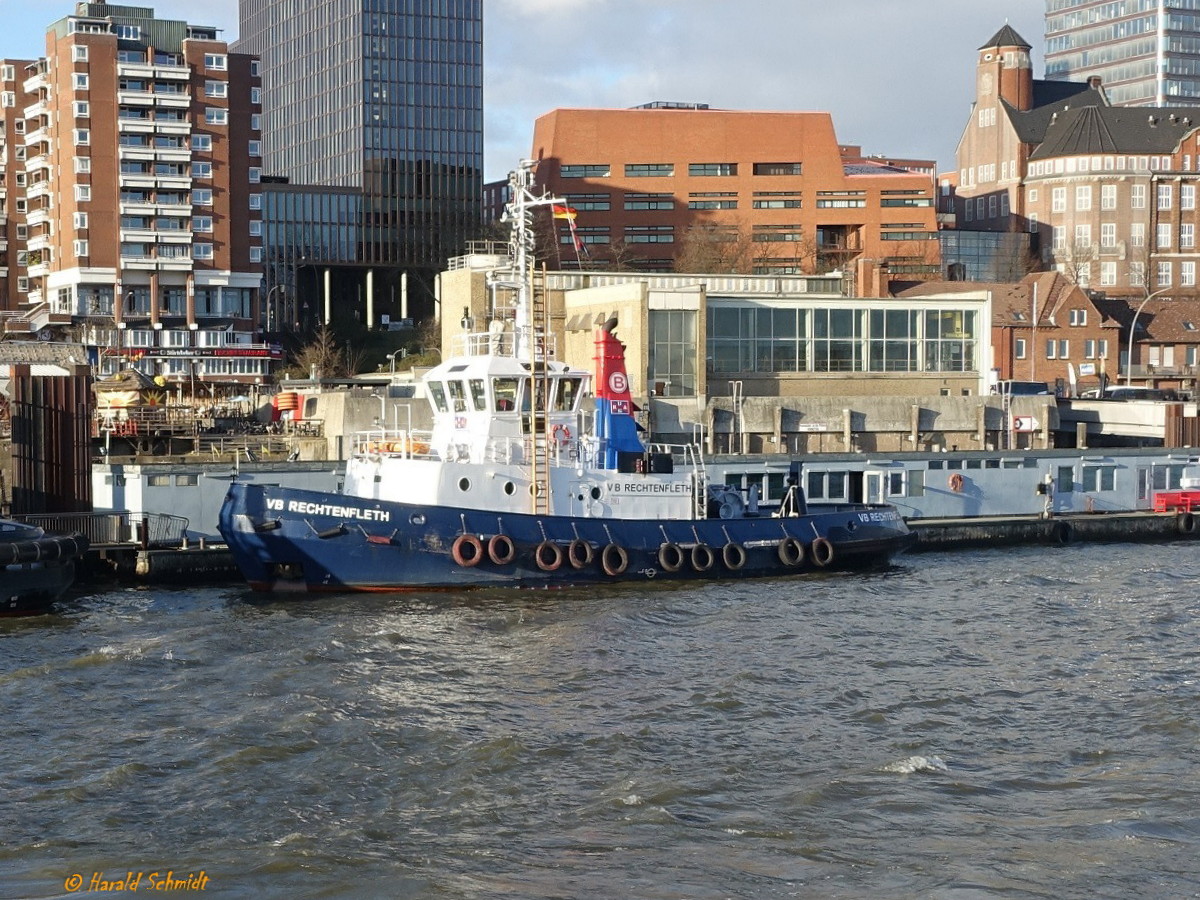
[409,513,426,526]
[458,477,471,492]
[504,481,516,496]
[590,486,602,501]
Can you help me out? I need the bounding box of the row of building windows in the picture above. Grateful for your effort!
[561,162,805,178]
[1012,338,1111,360]
[562,191,926,211]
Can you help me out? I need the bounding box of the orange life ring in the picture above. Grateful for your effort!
[451,533,483,567]
[948,472,965,493]
[551,424,573,444]
[534,540,564,571]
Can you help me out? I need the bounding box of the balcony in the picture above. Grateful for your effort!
[118,146,156,162]
[155,175,192,190]
[23,98,49,120]
[157,258,194,272]
[154,65,190,81]
[155,93,191,109]
[118,118,155,134]
[22,71,48,94]
[26,181,52,201]
[154,120,191,136]
[119,174,157,189]
[119,201,157,215]
[27,233,50,252]
[26,207,50,227]
[24,126,49,146]
[158,231,193,245]
[117,63,156,79]
[120,228,158,243]
[154,146,191,163]
[121,255,158,270]
[25,153,50,172]
[118,90,156,106]
[156,202,191,216]
[29,263,49,279]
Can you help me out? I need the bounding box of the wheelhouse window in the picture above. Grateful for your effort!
[492,377,519,411]
[428,382,448,413]
[554,377,584,411]
[468,379,487,411]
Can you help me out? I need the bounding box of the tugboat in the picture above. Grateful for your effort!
[1,519,88,615]
[217,161,914,593]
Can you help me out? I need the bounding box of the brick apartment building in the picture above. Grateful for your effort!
[529,103,939,279]
[0,2,272,392]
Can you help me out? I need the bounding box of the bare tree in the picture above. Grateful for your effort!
[674,222,757,274]
[282,323,354,380]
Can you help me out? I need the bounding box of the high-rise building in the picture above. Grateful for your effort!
[1045,0,1200,106]
[234,0,484,325]
[0,2,273,389]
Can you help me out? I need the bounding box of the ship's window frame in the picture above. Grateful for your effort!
[492,377,519,411]
[468,378,487,411]
[447,380,467,412]
[554,376,584,411]
[428,381,449,413]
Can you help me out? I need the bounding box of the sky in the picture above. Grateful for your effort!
[0,0,1047,181]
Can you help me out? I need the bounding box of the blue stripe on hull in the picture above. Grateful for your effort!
[218,482,914,593]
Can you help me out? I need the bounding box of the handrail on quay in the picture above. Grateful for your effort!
[17,511,190,549]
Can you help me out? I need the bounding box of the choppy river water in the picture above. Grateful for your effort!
[2,542,1199,899]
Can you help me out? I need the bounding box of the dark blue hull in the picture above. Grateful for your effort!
[218,482,914,593]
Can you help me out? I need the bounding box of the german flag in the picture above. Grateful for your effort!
[551,204,577,220]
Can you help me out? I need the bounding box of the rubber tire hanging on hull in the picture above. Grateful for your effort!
[1178,512,1197,535]
[452,534,484,567]
[567,539,594,569]
[691,543,715,572]
[601,543,628,576]
[535,540,564,572]
[777,537,805,567]
[810,537,835,567]
[657,543,684,573]
[722,542,747,571]
[488,534,516,566]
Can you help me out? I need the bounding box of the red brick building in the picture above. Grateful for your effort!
[1,3,269,391]
[530,103,939,278]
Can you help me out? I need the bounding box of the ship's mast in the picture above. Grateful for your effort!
[499,160,564,360]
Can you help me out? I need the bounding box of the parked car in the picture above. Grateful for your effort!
[990,380,1053,396]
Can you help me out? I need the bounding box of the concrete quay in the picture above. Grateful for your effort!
[907,510,1199,552]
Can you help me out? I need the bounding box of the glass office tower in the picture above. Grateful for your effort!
[235,0,483,323]
[1045,0,1200,106]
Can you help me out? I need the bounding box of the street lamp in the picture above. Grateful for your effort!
[1126,287,1174,385]
[263,283,287,337]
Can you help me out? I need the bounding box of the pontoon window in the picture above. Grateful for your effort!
[555,377,584,411]
[447,380,467,412]
[468,379,487,411]
[493,377,519,412]
[428,382,449,413]
[1082,465,1116,491]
